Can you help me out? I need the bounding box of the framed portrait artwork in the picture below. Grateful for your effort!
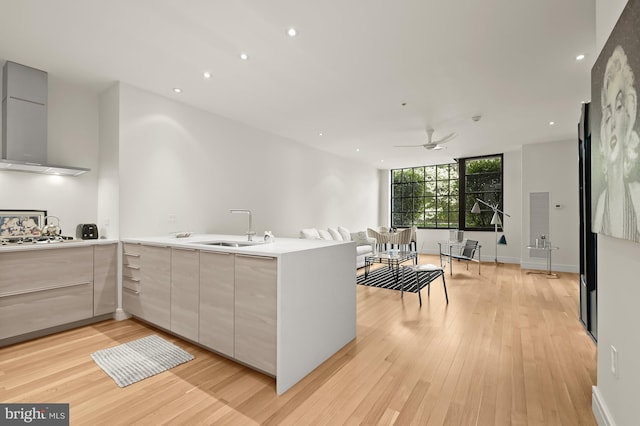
[0,210,47,237]
[591,0,640,243]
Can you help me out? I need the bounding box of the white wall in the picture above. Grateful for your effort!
[117,83,379,238]
[97,84,120,239]
[593,1,640,425]
[521,139,580,272]
[0,66,100,234]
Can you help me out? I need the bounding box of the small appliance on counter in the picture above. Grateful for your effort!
[77,224,98,240]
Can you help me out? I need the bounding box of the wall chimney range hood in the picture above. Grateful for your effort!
[1,61,90,176]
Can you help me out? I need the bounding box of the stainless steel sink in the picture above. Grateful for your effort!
[197,241,258,247]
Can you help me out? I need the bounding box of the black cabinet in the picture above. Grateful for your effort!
[578,102,597,342]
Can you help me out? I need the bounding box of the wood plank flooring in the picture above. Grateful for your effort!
[0,255,597,425]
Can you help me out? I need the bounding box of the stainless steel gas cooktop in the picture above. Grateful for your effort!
[0,235,76,245]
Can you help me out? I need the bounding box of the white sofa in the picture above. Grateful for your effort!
[300,226,375,269]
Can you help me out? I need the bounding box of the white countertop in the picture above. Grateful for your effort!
[0,238,118,252]
[122,234,352,256]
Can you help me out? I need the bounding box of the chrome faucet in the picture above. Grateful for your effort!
[229,209,256,241]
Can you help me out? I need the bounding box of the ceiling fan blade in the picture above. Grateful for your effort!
[394,144,428,148]
[434,132,457,145]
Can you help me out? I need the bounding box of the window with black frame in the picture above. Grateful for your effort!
[459,154,504,230]
[390,154,503,231]
[391,164,459,229]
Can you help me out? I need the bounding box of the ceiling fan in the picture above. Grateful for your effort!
[395,128,457,151]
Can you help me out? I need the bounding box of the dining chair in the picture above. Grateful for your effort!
[367,228,390,252]
[392,228,413,252]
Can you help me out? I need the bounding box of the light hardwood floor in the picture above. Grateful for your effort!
[0,255,596,425]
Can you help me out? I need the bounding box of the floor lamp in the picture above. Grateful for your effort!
[471,198,510,264]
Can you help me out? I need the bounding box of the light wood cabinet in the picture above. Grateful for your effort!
[93,244,117,316]
[122,243,171,330]
[120,243,278,376]
[199,251,235,357]
[122,243,143,317]
[0,246,94,339]
[234,254,277,375]
[171,247,199,341]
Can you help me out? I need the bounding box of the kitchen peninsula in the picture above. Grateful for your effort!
[120,234,357,394]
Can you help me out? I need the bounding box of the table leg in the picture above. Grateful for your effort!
[416,270,422,306]
[392,260,399,283]
[442,272,449,304]
[547,249,558,278]
[526,248,558,278]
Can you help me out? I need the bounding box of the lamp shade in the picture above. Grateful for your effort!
[471,202,481,214]
[498,235,507,245]
[490,211,502,226]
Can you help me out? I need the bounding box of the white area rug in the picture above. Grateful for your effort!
[91,334,194,387]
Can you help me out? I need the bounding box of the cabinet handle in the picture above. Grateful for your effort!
[123,287,140,295]
[0,281,91,298]
[202,251,231,256]
[124,276,140,283]
[124,264,141,270]
[236,254,275,260]
[123,252,141,258]
[173,247,197,252]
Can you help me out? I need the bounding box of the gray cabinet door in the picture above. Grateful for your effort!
[139,245,171,330]
[199,251,235,357]
[94,244,117,316]
[171,248,199,341]
[234,254,277,375]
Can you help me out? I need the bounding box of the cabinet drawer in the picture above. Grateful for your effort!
[123,286,143,317]
[0,247,93,295]
[122,263,141,280]
[122,243,142,280]
[0,282,93,339]
[122,275,141,293]
[122,243,142,258]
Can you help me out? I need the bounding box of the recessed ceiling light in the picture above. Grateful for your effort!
[173,88,182,93]
[287,28,297,37]
[319,132,323,136]
[576,54,585,61]
[240,53,248,60]
[356,148,360,152]
[380,160,384,163]
[549,121,555,126]
[203,71,212,79]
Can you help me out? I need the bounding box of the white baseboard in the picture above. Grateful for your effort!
[592,386,616,426]
[114,308,132,321]
[520,261,579,273]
